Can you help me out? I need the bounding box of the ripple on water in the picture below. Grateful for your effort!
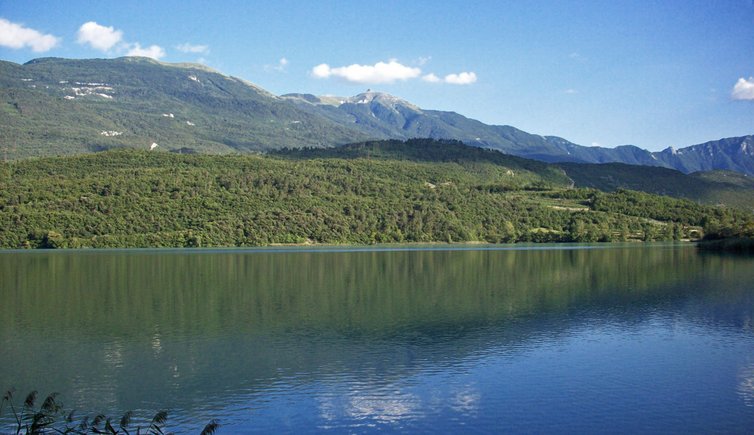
[2,247,754,433]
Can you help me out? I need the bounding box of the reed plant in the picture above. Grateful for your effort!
[0,389,220,434]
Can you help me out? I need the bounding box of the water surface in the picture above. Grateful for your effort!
[1,244,753,433]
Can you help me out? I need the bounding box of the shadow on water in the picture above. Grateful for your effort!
[1,245,753,431]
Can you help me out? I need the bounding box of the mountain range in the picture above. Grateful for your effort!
[282,91,754,175]
[1,56,753,176]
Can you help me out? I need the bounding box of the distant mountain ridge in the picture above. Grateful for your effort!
[282,91,574,159]
[558,163,754,211]
[1,57,753,175]
[544,135,754,175]
[281,91,754,175]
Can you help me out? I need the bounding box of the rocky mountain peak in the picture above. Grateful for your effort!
[343,91,421,111]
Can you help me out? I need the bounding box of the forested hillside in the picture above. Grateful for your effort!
[559,162,754,211]
[1,140,750,249]
[0,57,368,158]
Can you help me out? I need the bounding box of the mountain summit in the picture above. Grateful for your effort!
[283,89,754,175]
[0,57,369,157]
[2,57,752,175]
[306,90,754,175]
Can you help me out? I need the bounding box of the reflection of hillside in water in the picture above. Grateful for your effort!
[1,246,753,425]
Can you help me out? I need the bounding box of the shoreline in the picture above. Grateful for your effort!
[696,237,754,254]
[0,240,696,254]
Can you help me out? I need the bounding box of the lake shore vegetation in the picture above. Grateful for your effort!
[0,389,221,435]
[1,140,751,249]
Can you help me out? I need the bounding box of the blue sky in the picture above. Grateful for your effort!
[1,0,752,151]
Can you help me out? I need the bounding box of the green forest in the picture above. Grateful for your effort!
[1,139,751,249]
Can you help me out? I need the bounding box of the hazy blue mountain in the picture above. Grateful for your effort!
[652,136,754,174]
[546,135,754,175]
[559,162,754,211]
[283,91,573,158]
[283,90,754,175]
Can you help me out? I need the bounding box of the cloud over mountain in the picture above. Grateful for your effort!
[77,21,123,52]
[312,60,421,84]
[422,73,441,83]
[265,57,288,73]
[312,59,477,86]
[444,72,477,85]
[76,21,164,59]
[126,43,166,59]
[422,72,477,85]
[176,43,209,54]
[732,77,754,101]
[0,18,60,52]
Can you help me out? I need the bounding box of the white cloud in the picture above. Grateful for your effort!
[732,77,754,100]
[0,18,60,52]
[312,59,421,84]
[265,57,289,72]
[564,88,578,94]
[423,71,479,85]
[422,73,441,83]
[77,21,122,52]
[312,59,477,86]
[77,21,164,59]
[176,43,209,54]
[417,56,432,66]
[312,63,331,78]
[444,71,477,85]
[126,43,166,59]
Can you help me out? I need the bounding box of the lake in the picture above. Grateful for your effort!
[1,244,753,433]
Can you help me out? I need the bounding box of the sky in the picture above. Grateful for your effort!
[1,0,753,151]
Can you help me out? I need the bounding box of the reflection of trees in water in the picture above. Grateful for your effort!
[0,247,753,421]
[2,246,742,335]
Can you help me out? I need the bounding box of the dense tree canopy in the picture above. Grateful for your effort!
[0,141,750,249]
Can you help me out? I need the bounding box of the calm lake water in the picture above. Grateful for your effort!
[1,244,753,433]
